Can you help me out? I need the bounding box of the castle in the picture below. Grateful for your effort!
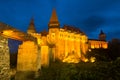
[17,9,108,71]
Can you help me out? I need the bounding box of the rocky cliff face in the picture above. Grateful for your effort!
[0,36,10,80]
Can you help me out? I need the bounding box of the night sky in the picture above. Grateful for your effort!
[0,0,120,41]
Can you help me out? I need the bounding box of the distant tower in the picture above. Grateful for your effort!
[48,9,60,29]
[27,17,36,34]
[99,30,106,41]
[48,9,60,44]
[48,9,60,60]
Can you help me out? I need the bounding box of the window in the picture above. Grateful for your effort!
[68,35,70,38]
[51,33,55,38]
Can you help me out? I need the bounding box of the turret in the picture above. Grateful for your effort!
[48,9,60,45]
[27,17,36,34]
[48,9,60,29]
[99,30,106,41]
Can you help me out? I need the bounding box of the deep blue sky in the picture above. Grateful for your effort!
[0,0,120,41]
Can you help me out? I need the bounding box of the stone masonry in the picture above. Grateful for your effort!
[0,36,10,80]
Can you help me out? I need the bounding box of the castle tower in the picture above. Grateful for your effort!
[48,9,60,43]
[99,30,106,41]
[48,9,60,28]
[27,17,36,34]
[48,9,60,60]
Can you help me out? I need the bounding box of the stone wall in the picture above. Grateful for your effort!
[0,36,10,80]
[41,46,49,67]
[17,41,39,71]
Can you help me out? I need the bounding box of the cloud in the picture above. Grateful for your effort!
[0,0,120,41]
[81,16,105,32]
[107,30,120,41]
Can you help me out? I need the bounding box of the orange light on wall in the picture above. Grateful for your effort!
[84,58,89,62]
[91,44,95,49]
[90,57,96,63]
[41,46,49,67]
[102,43,108,49]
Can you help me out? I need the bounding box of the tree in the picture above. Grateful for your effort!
[86,48,109,62]
[108,39,120,60]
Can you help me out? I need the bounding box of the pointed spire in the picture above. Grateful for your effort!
[100,30,104,35]
[49,9,59,23]
[27,17,36,33]
[48,9,60,28]
[99,30,106,41]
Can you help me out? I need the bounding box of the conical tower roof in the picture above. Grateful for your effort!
[99,30,106,41]
[48,9,60,28]
[99,30,105,35]
[27,17,36,33]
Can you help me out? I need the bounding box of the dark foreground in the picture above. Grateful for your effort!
[37,59,120,80]
[11,58,120,80]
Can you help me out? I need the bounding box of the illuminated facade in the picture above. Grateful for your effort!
[17,9,108,71]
